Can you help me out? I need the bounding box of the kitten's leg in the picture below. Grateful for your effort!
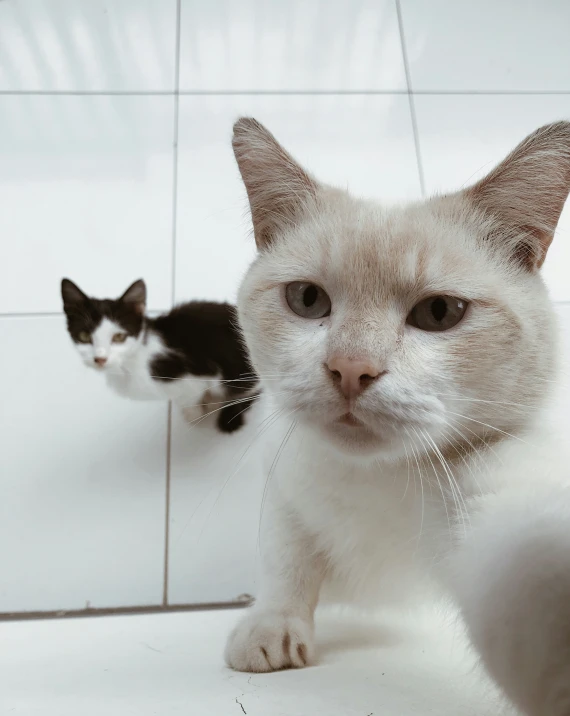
[217,400,250,432]
[225,507,325,672]
[447,487,570,716]
[217,384,259,433]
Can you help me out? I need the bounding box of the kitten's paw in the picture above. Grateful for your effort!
[217,403,246,433]
[225,610,315,673]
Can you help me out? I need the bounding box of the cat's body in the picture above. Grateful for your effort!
[61,279,257,432]
[224,117,570,716]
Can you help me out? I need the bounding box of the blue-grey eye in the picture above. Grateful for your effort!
[408,296,467,331]
[285,282,331,319]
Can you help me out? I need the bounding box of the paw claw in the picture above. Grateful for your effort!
[225,610,315,673]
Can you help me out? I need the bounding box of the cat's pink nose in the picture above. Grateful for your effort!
[327,357,382,400]
[94,357,107,366]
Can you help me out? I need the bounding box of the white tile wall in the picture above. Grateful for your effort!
[0,0,177,91]
[178,0,406,91]
[0,95,175,314]
[0,316,167,612]
[400,0,570,92]
[2,0,570,613]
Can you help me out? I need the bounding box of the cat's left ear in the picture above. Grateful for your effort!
[61,278,88,309]
[120,279,146,315]
[466,121,570,270]
[232,117,320,249]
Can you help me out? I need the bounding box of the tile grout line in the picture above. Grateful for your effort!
[162,403,173,606]
[395,0,425,198]
[162,0,182,608]
[2,89,570,96]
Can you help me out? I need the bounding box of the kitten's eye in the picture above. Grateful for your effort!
[112,332,128,343]
[285,282,331,319]
[78,331,91,343]
[408,296,468,332]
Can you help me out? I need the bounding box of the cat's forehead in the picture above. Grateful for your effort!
[92,317,124,340]
[276,196,493,301]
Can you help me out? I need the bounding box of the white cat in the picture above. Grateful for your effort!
[224,117,570,716]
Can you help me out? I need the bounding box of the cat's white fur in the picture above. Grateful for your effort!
[224,118,570,716]
[76,318,219,420]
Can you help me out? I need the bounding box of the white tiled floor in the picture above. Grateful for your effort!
[2,607,512,716]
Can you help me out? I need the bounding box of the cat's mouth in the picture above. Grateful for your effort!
[336,412,363,427]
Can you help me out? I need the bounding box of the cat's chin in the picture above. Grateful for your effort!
[317,419,396,460]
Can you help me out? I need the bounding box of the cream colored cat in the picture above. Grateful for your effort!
[225,117,570,716]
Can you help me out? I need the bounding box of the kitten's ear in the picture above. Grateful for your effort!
[232,117,319,248]
[61,278,88,308]
[466,121,570,270]
[120,279,146,315]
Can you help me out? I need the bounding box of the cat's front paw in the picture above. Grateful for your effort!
[225,610,315,672]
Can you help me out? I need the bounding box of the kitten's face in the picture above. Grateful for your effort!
[233,119,570,461]
[61,279,146,372]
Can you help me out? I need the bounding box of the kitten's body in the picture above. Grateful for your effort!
[62,280,257,432]
[224,118,570,716]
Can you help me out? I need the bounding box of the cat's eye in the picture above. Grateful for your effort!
[407,296,468,332]
[285,282,331,319]
[77,331,91,343]
[112,332,128,343]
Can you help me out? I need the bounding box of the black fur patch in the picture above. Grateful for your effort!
[148,302,257,432]
[61,278,258,432]
[61,278,144,342]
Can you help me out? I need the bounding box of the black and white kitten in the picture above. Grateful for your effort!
[61,278,258,433]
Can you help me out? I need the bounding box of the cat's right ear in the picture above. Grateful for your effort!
[232,117,319,249]
[61,278,88,309]
[120,279,146,315]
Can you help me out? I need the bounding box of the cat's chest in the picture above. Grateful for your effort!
[297,468,423,550]
[275,436,430,547]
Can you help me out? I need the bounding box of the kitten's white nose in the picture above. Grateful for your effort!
[94,357,107,367]
[327,356,382,400]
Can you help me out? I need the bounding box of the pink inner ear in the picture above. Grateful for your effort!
[232,116,319,249]
[466,121,570,272]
